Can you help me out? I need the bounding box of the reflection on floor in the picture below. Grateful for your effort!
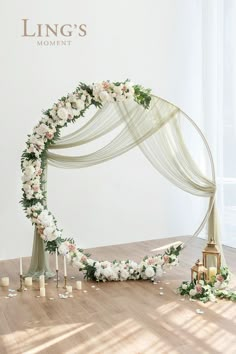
[0,236,235,354]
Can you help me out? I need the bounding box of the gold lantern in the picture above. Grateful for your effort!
[202,238,221,280]
[191,259,208,282]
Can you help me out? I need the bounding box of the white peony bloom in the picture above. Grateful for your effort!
[189,289,197,297]
[145,266,155,278]
[58,242,70,255]
[120,269,130,280]
[24,165,35,177]
[34,124,48,136]
[182,284,188,290]
[102,267,114,279]
[57,107,69,120]
[113,85,122,95]
[75,99,85,110]
[99,91,110,102]
[37,210,53,227]
[43,226,57,241]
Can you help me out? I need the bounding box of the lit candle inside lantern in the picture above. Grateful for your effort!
[1,277,9,287]
[55,249,58,271]
[40,287,46,297]
[76,281,82,290]
[64,256,67,277]
[39,275,45,288]
[209,267,217,280]
[25,277,32,287]
[66,285,73,293]
[20,257,23,276]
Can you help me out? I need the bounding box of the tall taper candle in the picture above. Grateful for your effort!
[55,248,58,271]
[64,256,67,276]
[20,257,23,276]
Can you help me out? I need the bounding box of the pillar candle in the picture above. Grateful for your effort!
[40,287,46,297]
[209,267,217,279]
[66,285,73,293]
[39,275,45,288]
[64,256,67,276]
[55,249,59,271]
[20,257,23,276]
[25,277,32,287]
[76,281,82,290]
[1,277,9,287]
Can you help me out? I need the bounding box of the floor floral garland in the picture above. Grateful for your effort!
[178,267,236,302]
[21,79,184,281]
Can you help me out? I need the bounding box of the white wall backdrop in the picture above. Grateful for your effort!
[0,0,205,260]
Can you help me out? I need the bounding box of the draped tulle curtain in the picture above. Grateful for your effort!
[47,95,220,246]
[26,94,223,277]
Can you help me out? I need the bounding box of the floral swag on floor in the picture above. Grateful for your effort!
[21,80,183,282]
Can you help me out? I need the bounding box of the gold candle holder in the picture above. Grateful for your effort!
[17,274,24,292]
[56,269,59,288]
[63,275,67,289]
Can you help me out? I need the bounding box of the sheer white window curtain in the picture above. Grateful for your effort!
[202,0,236,247]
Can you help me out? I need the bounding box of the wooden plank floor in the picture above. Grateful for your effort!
[0,236,235,354]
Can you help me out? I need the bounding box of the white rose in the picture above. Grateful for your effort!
[75,99,85,110]
[145,266,155,278]
[99,91,110,102]
[182,284,188,290]
[57,107,69,120]
[189,289,197,297]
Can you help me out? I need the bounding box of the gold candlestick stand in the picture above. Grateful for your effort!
[63,275,67,289]
[17,274,24,292]
[56,269,59,288]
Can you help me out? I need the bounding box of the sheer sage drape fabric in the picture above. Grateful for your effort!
[25,164,55,279]
[31,95,223,274]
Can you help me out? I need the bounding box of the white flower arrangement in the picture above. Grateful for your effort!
[21,79,184,281]
[178,267,236,302]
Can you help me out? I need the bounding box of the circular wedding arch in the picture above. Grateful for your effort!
[21,80,217,281]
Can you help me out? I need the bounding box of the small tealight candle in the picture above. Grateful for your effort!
[40,287,46,297]
[76,281,82,290]
[25,277,33,287]
[1,277,9,287]
[39,275,45,288]
[66,285,73,293]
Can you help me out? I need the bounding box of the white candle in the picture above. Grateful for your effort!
[39,275,45,288]
[76,281,82,290]
[64,256,67,276]
[25,277,32,287]
[1,277,9,287]
[55,249,58,271]
[66,285,73,293]
[40,287,46,297]
[209,266,217,280]
[20,257,23,276]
